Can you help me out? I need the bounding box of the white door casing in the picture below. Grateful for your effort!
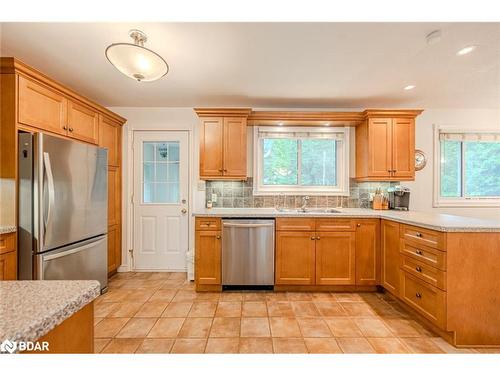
[133,131,189,271]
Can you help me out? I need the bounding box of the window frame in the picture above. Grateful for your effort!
[433,125,500,207]
[253,126,350,196]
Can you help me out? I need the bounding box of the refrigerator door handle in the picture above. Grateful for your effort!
[43,152,55,245]
[43,237,107,261]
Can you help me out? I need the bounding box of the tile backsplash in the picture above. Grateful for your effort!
[205,178,397,209]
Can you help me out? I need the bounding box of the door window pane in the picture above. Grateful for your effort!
[464,142,500,197]
[142,141,180,203]
[301,139,337,186]
[262,139,298,185]
[440,140,461,197]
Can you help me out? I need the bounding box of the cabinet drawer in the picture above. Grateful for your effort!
[400,255,446,290]
[400,271,446,329]
[195,217,221,231]
[401,224,445,250]
[276,218,315,231]
[316,218,355,232]
[400,240,446,270]
[0,232,16,255]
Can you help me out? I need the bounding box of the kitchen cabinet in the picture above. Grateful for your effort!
[355,219,380,285]
[195,217,222,289]
[195,108,251,180]
[275,231,316,285]
[98,114,121,167]
[2,57,126,278]
[67,100,99,144]
[18,75,68,136]
[0,232,17,280]
[315,232,356,285]
[355,110,421,181]
[381,219,400,295]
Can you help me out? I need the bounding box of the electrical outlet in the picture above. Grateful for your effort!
[211,193,217,203]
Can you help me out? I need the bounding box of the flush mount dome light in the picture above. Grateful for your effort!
[105,29,169,82]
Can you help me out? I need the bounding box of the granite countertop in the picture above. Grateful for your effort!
[0,280,100,348]
[193,208,500,232]
[0,226,16,235]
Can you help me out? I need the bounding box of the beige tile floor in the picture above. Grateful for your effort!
[93,272,487,354]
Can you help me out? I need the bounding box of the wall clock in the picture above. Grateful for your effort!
[415,149,427,171]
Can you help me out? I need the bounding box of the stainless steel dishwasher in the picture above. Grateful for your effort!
[222,219,275,288]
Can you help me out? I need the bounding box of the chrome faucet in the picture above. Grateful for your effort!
[299,196,310,212]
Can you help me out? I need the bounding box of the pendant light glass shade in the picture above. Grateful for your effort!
[105,29,169,82]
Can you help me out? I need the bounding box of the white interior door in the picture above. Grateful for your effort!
[133,131,189,271]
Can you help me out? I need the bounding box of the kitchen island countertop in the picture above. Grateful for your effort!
[0,280,100,347]
[193,208,500,232]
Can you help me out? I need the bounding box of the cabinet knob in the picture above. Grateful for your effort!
[415,266,422,273]
[415,292,422,299]
[415,232,422,238]
[310,236,316,240]
[218,169,223,172]
[356,223,361,227]
[316,236,321,240]
[216,235,221,239]
[415,249,423,255]
[63,126,68,130]
[69,127,74,132]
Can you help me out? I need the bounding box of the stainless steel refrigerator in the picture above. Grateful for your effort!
[18,132,108,292]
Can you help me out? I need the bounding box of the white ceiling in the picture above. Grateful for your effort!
[1,22,499,108]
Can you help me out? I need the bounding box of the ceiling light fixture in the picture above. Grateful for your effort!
[105,29,169,82]
[456,45,477,56]
[426,30,442,45]
[404,85,416,91]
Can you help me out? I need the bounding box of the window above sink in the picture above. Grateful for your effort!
[253,126,350,196]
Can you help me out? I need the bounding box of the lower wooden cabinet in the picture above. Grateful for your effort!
[381,219,400,295]
[195,229,222,286]
[0,250,17,280]
[107,225,121,274]
[275,231,316,285]
[316,232,356,285]
[355,219,380,285]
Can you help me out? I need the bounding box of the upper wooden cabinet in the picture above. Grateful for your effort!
[195,108,251,180]
[67,100,99,144]
[98,114,122,167]
[18,75,68,136]
[356,110,422,181]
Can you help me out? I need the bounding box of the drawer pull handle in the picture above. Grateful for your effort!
[415,249,423,255]
[415,292,422,299]
[415,266,422,272]
[415,232,422,238]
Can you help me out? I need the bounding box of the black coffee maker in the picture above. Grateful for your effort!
[387,186,410,210]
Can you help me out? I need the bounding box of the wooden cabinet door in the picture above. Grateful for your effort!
[391,118,415,179]
[199,117,223,178]
[195,230,221,285]
[18,75,67,135]
[67,100,99,144]
[98,115,121,167]
[381,220,401,295]
[107,225,121,274]
[107,166,121,227]
[368,118,392,178]
[316,232,356,285]
[0,251,17,280]
[355,219,380,285]
[275,231,316,285]
[223,117,247,178]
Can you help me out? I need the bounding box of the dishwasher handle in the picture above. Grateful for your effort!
[223,222,275,228]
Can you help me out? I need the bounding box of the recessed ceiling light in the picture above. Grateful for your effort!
[456,45,477,56]
[404,85,416,91]
[426,30,442,45]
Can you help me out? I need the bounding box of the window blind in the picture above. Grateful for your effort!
[257,128,345,140]
[439,131,500,142]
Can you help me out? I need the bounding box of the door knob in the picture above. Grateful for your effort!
[181,208,187,214]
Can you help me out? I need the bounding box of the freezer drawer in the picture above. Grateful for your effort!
[222,219,275,286]
[37,235,108,292]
